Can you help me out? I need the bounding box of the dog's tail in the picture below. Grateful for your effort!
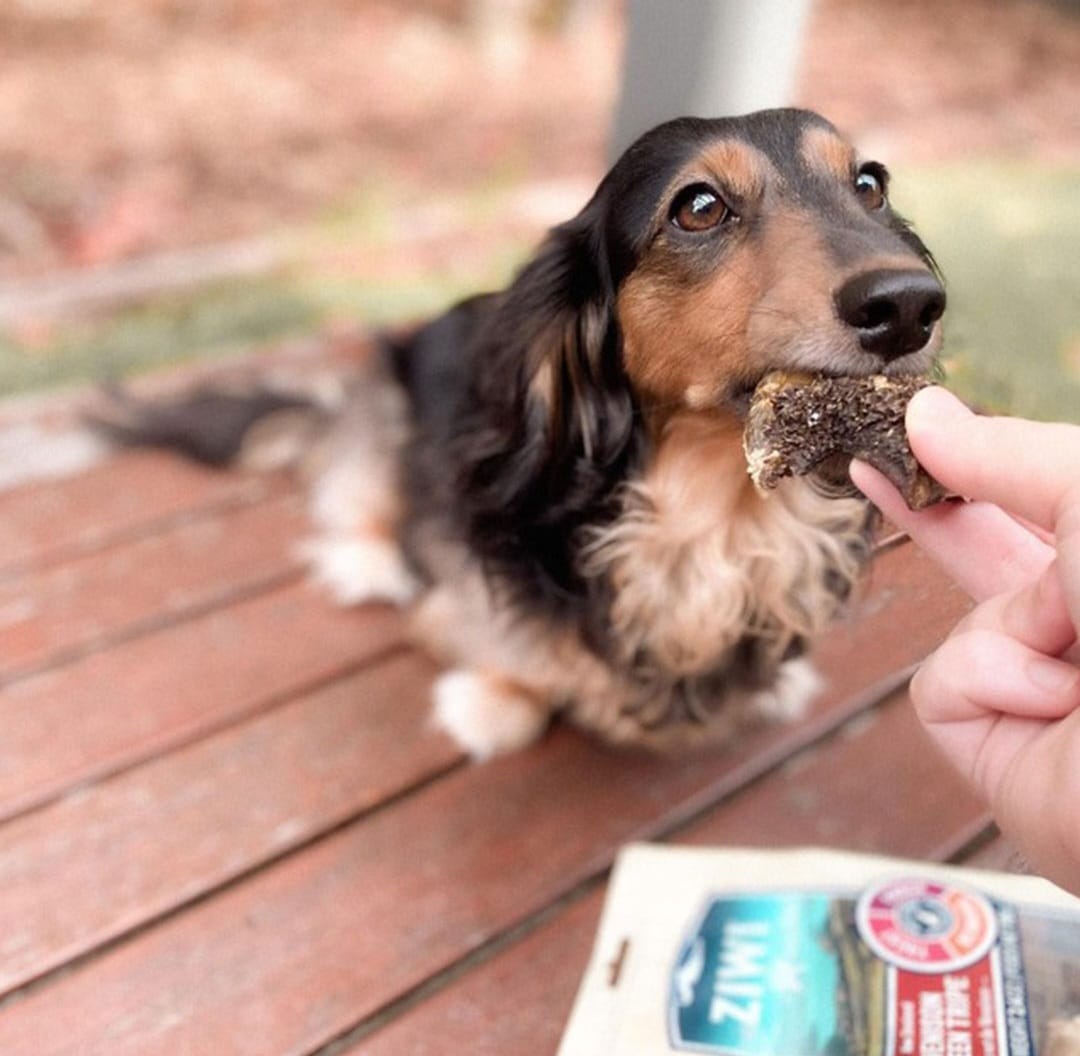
[85,380,334,470]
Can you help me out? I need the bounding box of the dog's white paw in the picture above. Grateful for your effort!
[432,670,549,760]
[300,535,417,607]
[751,657,822,723]
[0,423,109,493]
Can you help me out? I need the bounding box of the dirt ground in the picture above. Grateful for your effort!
[0,0,1077,281]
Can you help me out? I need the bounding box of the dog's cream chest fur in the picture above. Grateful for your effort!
[581,413,869,678]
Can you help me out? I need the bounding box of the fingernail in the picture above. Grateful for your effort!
[906,386,970,436]
[848,458,872,489]
[1026,656,1080,697]
[848,459,902,510]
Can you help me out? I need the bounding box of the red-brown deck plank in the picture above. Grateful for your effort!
[0,422,992,1056]
[677,689,989,856]
[0,581,403,823]
[0,725,827,1056]
[0,491,307,681]
[0,554,974,1056]
[356,891,607,1056]
[0,731,694,1056]
[812,541,970,708]
[0,651,457,997]
[356,690,989,1056]
[0,451,287,578]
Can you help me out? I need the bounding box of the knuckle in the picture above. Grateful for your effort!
[912,628,997,720]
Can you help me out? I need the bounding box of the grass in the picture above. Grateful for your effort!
[0,250,528,399]
[0,278,322,396]
[892,162,1080,422]
[1,161,1077,424]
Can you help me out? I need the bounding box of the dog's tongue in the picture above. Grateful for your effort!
[742,371,949,510]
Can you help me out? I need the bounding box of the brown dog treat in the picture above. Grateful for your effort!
[743,372,949,510]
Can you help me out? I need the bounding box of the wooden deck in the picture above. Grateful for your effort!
[0,409,1020,1055]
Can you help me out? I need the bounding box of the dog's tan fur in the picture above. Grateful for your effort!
[799,126,857,181]
[581,413,867,678]
[616,142,776,415]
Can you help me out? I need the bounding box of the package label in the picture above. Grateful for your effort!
[670,877,1075,1056]
[671,892,845,1055]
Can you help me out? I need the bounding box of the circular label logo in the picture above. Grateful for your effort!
[855,877,999,973]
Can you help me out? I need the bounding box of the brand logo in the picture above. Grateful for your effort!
[855,877,999,973]
[669,894,842,1055]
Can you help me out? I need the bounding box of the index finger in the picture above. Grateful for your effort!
[907,387,1080,533]
[850,459,1054,601]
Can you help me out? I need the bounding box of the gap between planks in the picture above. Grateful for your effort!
[0,490,313,687]
[0,499,962,1052]
[327,684,990,1056]
[0,737,465,1010]
[0,453,295,583]
[0,622,409,829]
[320,671,934,1055]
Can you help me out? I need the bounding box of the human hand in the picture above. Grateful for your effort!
[850,386,1080,893]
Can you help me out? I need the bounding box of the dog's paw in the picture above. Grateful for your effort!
[0,423,109,492]
[751,657,822,723]
[299,535,417,607]
[432,670,549,761]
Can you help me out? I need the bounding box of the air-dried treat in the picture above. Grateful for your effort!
[743,371,949,510]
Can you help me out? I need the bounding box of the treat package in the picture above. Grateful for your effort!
[558,845,1080,1056]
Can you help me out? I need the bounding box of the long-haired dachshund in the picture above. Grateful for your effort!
[100,109,945,758]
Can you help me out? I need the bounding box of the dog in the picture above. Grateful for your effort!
[98,108,945,759]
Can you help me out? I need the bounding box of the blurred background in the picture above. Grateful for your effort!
[0,0,1077,420]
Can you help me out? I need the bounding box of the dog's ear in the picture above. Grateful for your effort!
[459,195,643,599]
[516,206,632,467]
[472,197,639,508]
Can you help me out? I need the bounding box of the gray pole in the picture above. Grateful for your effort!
[610,0,814,158]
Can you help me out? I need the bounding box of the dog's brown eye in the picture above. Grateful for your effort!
[854,165,888,210]
[670,183,732,232]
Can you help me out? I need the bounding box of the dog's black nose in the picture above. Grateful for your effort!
[836,269,946,361]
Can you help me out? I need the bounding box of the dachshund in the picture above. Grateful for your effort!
[98,108,945,758]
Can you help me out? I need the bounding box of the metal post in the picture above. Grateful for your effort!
[610,0,814,158]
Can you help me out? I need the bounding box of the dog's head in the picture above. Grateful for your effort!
[606,110,943,417]
[527,108,943,424]
[465,109,942,598]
